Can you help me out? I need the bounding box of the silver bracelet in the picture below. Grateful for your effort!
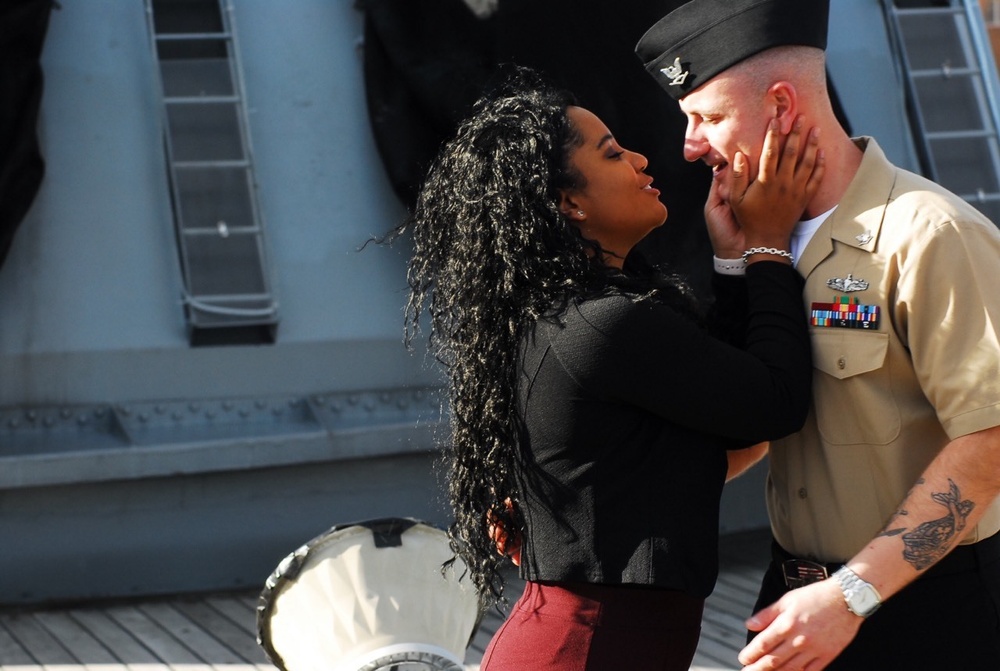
[742,247,794,264]
[713,256,747,276]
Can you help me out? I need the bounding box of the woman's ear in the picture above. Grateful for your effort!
[767,81,798,134]
[559,190,585,221]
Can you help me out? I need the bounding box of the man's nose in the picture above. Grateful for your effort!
[683,135,709,163]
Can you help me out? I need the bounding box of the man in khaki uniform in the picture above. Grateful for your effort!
[637,0,1000,669]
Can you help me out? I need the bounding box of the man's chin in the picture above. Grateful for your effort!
[712,166,730,192]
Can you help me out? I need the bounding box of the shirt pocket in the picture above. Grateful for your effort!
[811,330,900,445]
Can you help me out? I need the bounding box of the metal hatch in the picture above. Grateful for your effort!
[145,0,279,345]
[883,0,1000,225]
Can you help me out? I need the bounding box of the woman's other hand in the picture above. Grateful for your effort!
[704,166,745,260]
[486,498,522,566]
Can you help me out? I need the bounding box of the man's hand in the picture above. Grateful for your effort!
[738,578,861,671]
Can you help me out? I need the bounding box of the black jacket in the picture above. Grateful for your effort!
[515,262,810,597]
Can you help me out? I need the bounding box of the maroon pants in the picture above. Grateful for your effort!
[481,581,704,671]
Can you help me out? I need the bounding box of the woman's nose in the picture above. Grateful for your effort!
[630,150,649,173]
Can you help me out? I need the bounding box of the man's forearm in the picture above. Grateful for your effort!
[738,423,1000,670]
[844,423,1000,601]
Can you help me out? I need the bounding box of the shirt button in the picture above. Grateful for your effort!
[837,357,847,370]
[798,487,808,499]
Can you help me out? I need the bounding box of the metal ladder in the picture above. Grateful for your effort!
[145,0,278,345]
[883,0,1000,225]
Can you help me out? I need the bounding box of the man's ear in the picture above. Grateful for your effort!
[767,81,798,134]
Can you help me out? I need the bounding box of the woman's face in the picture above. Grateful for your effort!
[561,106,667,266]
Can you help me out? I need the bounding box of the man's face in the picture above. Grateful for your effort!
[677,74,771,203]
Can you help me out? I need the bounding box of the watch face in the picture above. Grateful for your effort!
[850,586,880,615]
[836,567,882,617]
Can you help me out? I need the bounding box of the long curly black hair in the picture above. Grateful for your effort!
[399,68,699,602]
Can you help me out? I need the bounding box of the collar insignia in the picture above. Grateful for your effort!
[856,231,874,245]
[660,57,689,86]
[826,274,869,292]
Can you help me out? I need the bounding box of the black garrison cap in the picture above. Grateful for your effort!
[635,0,830,100]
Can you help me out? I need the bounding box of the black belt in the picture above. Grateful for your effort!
[773,531,1000,589]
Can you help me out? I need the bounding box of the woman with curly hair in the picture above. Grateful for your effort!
[400,69,822,670]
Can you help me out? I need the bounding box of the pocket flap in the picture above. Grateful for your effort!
[812,330,889,379]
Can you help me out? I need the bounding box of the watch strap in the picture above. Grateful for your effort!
[833,566,882,617]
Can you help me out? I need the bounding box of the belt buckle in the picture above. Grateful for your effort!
[781,559,829,589]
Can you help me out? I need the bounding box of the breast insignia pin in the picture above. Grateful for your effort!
[826,274,869,292]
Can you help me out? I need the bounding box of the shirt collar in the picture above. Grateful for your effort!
[797,137,896,277]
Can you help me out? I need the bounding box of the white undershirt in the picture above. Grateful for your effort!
[713,205,839,276]
[791,206,837,268]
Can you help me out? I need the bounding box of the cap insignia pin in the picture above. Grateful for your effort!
[660,57,689,86]
[826,274,869,292]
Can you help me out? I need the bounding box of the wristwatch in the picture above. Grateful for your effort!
[832,566,882,617]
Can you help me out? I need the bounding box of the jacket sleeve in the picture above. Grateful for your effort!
[705,271,750,348]
[553,261,811,443]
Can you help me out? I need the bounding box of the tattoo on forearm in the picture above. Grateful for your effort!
[898,479,976,571]
[877,478,922,538]
[878,514,907,538]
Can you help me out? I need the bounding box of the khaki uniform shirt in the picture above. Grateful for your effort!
[768,137,1000,562]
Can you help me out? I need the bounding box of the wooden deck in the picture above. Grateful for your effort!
[0,529,770,670]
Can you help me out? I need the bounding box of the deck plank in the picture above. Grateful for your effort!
[31,612,118,664]
[202,594,259,632]
[234,594,259,615]
[2,612,75,664]
[0,620,35,666]
[63,609,161,665]
[172,599,271,664]
[136,602,244,665]
[103,605,206,667]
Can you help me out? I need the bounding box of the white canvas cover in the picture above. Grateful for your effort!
[257,518,482,671]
